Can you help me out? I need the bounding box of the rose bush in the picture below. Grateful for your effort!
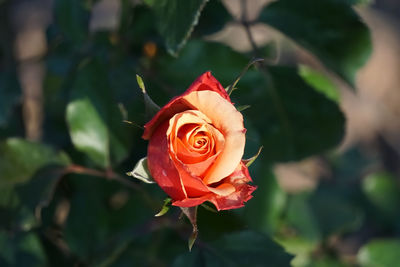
[143,72,256,210]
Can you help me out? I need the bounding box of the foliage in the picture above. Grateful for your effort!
[2,0,398,266]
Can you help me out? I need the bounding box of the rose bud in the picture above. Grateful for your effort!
[143,72,256,210]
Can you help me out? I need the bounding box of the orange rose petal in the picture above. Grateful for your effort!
[207,183,236,196]
[168,110,214,164]
[147,121,187,200]
[173,123,197,153]
[144,72,256,211]
[143,98,189,140]
[172,160,211,198]
[184,152,219,177]
[172,196,210,208]
[207,124,224,152]
[230,161,253,182]
[170,162,256,209]
[182,90,246,184]
[209,162,256,210]
[175,138,207,163]
[210,184,257,210]
[143,72,230,140]
[184,71,231,102]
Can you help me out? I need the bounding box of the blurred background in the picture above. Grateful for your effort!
[1,0,400,266]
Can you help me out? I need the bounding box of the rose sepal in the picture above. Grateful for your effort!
[126,157,155,184]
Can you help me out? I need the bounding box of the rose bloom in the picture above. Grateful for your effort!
[143,72,256,210]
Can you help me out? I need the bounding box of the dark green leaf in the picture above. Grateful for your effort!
[16,165,65,220]
[0,139,69,230]
[197,208,246,241]
[54,0,90,43]
[146,0,209,55]
[172,230,293,267]
[66,59,132,168]
[0,166,64,230]
[0,138,70,186]
[156,41,249,95]
[238,67,345,163]
[286,194,321,242]
[358,239,400,267]
[259,0,371,86]
[362,171,400,217]
[0,231,47,267]
[64,174,153,259]
[298,65,339,102]
[0,71,20,127]
[192,0,231,37]
[310,189,363,237]
[243,165,286,234]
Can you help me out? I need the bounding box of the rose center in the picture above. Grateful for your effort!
[168,111,225,166]
[193,136,208,148]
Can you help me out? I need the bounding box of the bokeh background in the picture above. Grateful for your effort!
[1,0,400,266]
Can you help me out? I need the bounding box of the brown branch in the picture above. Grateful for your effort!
[241,0,262,58]
[65,164,141,191]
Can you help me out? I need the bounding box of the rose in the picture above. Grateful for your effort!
[143,72,256,210]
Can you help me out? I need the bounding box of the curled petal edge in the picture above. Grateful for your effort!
[172,162,256,211]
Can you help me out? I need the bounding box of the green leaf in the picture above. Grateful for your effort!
[64,175,154,259]
[243,166,286,234]
[274,195,321,259]
[54,0,90,43]
[126,157,155,184]
[362,171,400,217]
[236,105,251,112]
[238,67,345,163]
[172,230,293,267]
[197,208,246,241]
[358,239,400,267]
[154,197,171,217]
[0,139,69,230]
[0,231,47,266]
[0,71,20,127]
[0,138,70,187]
[310,189,363,237]
[0,166,64,231]
[200,203,217,213]
[192,0,232,36]
[16,165,66,219]
[146,0,209,56]
[259,0,371,86]
[156,41,249,97]
[286,194,321,243]
[243,146,263,167]
[298,65,339,103]
[66,59,132,168]
[136,74,160,120]
[66,97,110,168]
